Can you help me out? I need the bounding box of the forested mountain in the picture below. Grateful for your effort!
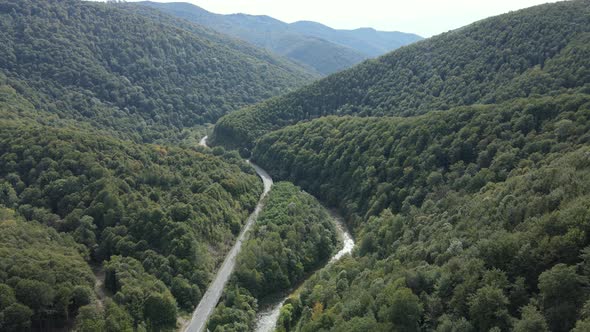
[137,1,421,75]
[3,0,590,331]
[253,92,590,229]
[0,90,264,329]
[212,0,590,150]
[252,92,590,331]
[206,0,590,330]
[0,0,314,143]
[0,0,320,329]
[289,21,422,57]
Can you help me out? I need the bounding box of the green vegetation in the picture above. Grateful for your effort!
[0,115,263,328]
[253,93,590,227]
[208,182,338,331]
[0,0,313,143]
[104,256,177,330]
[75,299,133,332]
[212,0,590,150]
[0,0,316,328]
[3,0,590,330]
[234,3,590,329]
[0,208,94,331]
[249,93,590,331]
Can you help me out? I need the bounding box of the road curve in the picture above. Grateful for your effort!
[186,136,273,332]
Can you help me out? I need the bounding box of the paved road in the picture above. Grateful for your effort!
[186,136,273,332]
[198,135,208,147]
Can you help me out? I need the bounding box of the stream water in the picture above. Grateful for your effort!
[188,136,354,332]
[254,209,355,332]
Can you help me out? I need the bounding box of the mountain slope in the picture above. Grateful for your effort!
[0,0,314,143]
[0,79,266,328]
[212,0,590,150]
[137,1,421,75]
[0,116,264,328]
[251,92,590,331]
[212,1,590,330]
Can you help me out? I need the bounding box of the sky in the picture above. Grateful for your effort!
[120,0,560,37]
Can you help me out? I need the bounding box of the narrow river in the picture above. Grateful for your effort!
[188,136,354,332]
[254,210,354,332]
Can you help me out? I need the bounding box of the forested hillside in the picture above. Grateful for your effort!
[212,0,590,150]
[0,111,264,328]
[253,93,590,227]
[138,1,421,75]
[0,0,317,329]
[208,182,338,331]
[252,91,590,331]
[0,0,314,143]
[3,0,590,331]
[204,1,590,330]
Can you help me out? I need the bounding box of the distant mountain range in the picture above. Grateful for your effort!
[138,1,423,75]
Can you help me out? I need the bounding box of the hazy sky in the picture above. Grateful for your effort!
[122,0,560,37]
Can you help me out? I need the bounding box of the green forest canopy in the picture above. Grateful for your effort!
[2,0,590,331]
[0,208,95,331]
[0,0,314,143]
[208,182,338,331]
[0,113,263,329]
[215,1,590,330]
[248,74,590,331]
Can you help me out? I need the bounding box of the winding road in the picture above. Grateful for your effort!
[186,136,273,332]
[188,135,354,332]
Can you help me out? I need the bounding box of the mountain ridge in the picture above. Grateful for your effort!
[211,0,590,150]
[0,0,315,143]
[137,1,422,75]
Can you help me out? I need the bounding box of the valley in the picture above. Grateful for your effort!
[1,0,590,331]
[253,209,355,332]
[192,136,355,332]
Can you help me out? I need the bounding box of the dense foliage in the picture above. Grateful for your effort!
[212,0,590,150]
[103,256,177,330]
[3,0,590,331]
[222,2,590,330]
[253,93,590,227]
[250,92,590,331]
[0,208,95,331]
[139,1,420,75]
[0,117,263,328]
[208,182,338,331]
[0,0,313,143]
